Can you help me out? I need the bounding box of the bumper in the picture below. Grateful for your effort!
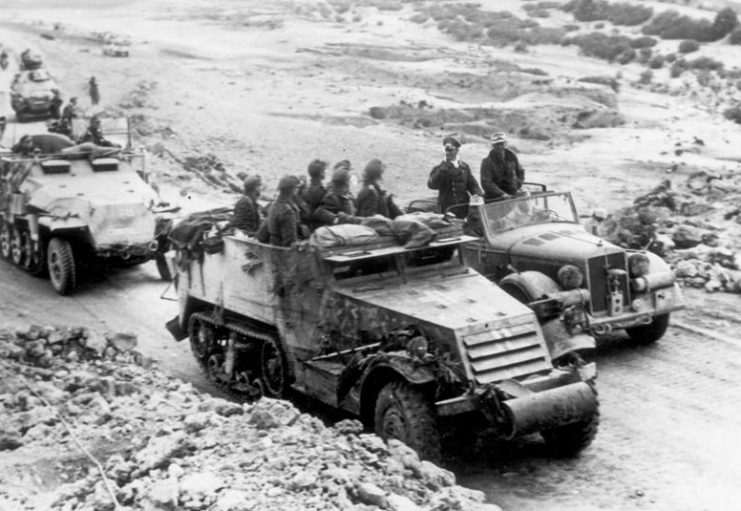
[436,364,597,438]
[588,283,684,335]
[96,240,159,260]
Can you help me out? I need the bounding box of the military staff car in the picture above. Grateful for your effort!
[166,218,599,461]
[460,191,684,350]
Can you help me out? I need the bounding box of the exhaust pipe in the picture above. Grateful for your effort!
[501,382,597,439]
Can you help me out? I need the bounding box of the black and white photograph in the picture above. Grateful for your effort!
[1,1,740,510]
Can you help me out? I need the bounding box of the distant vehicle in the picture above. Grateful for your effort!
[103,43,130,57]
[19,49,42,71]
[457,187,684,349]
[0,129,175,294]
[166,219,599,461]
[10,69,58,122]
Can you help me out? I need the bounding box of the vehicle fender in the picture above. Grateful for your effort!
[355,353,437,426]
[500,270,562,303]
[39,216,88,232]
[643,250,673,274]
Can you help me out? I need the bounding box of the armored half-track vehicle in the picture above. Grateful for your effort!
[166,218,599,461]
[10,69,57,122]
[0,134,174,294]
[458,191,684,348]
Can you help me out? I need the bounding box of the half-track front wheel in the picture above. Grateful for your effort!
[0,222,11,259]
[541,406,599,457]
[10,225,29,268]
[625,314,670,344]
[47,237,76,295]
[374,381,441,463]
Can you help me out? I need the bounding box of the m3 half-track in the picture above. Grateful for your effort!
[165,217,599,461]
[458,190,684,352]
[0,133,174,294]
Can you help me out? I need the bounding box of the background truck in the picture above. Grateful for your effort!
[166,218,599,461]
[0,129,174,294]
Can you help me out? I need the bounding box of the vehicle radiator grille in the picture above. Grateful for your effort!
[462,323,551,385]
[587,253,628,313]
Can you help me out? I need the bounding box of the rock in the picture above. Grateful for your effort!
[89,480,116,511]
[387,439,421,473]
[0,432,23,451]
[180,471,223,501]
[672,226,703,249]
[358,434,388,453]
[333,419,364,435]
[214,489,252,511]
[387,493,423,511]
[249,409,279,429]
[106,332,138,352]
[289,470,318,491]
[674,260,699,278]
[417,460,456,490]
[83,331,108,356]
[355,481,388,508]
[429,486,489,511]
[184,411,215,433]
[146,477,180,510]
[134,433,192,473]
[25,339,47,358]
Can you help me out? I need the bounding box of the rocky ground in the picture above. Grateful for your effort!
[0,325,499,511]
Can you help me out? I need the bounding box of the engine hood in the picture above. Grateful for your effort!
[336,268,536,333]
[490,223,624,263]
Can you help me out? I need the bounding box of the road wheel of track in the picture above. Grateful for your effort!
[155,252,173,282]
[542,406,599,457]
[47,237,76,295]
[0,222,11,259]
[260,336,287,398]
[188,316,214,363]
[10,225,28,268]
[206,354,229,387]
[374,381,441,463]
[625,313,670,344]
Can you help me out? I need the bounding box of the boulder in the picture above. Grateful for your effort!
[355,481,388,508]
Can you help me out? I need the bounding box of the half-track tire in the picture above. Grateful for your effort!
[0,221,11,260]
[188,315,214,364]
[47,237,76,295]
[541,405,599,457]
[260,336,288,398]
[625,313,670,344]
[10,225,28,268]
[374,381,441,463]
[155,252,173,282]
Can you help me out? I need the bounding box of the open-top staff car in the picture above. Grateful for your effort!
[458,189,683,350]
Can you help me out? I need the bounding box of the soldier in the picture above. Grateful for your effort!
[231,175,262,235]
[79,115,117,147]
[11,135,38,156]
[427,135,482,218]
[49,89,63,120]
[267,175,302,247]
[89,76,100,106]
[316,168,357,223]
[61,96,78,131]
[356,159,402,218]
[302,159,335,230]
[480,132,525,201]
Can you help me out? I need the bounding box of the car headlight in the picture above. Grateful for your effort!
[558,264,584,290]
[629,253,650,278]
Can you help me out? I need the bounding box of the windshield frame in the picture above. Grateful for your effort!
[477,191,579,238]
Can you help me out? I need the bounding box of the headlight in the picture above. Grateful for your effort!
[629,253,650,278]
[557,264,584,290]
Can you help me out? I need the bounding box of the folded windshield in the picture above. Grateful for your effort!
[481,192,578,233]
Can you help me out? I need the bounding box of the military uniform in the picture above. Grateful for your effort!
[232,195,260,234]
[427,160,482,218]
[480,148,525,201]
[356,183,402,218]
[267,197,300,247]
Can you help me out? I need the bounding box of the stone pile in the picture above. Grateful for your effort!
[597,171,741,293]
[0,326,500,511]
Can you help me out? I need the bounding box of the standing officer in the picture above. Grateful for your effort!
[427,135,482,218]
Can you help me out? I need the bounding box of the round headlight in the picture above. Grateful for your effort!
[558,264,584,290]
[629,253,650,278]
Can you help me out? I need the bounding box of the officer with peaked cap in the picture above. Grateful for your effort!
[427,135,482,218]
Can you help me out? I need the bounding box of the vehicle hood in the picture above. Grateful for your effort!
[336,268,536,332]
[489,223,624,262]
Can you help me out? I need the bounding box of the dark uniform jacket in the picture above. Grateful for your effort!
[480,148,525,200]
[231,195,260,234]
[300,183,329,229]
[427,160,482,218]
[267,197,300,247]
[316,189,356,219]
[356,183,402,218]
